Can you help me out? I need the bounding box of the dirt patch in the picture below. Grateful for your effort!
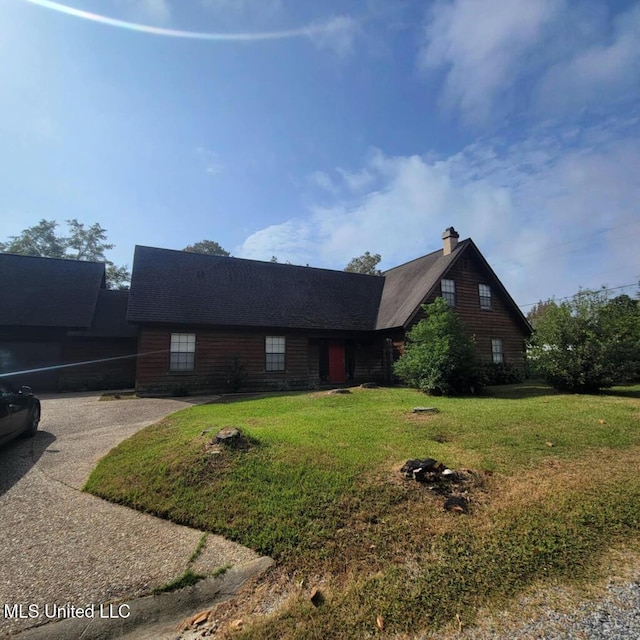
[177,566,299,639]
[399,458,488,515]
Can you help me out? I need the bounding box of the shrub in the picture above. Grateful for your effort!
[225,356,249,393]
[171,385,189,397]
[482,362,524,385]
[527,290,640,393]
[393,298,482,395]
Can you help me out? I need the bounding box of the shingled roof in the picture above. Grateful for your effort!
[128,238,530,335]
[68,290,139,338]
[0,253,106,327]
[377,238,531,333]
[127,246,385,332]
[376,240,471,330]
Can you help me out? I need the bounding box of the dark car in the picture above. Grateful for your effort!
[0,379,41,447]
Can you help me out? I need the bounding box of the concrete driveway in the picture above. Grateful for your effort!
[0,393,262,638]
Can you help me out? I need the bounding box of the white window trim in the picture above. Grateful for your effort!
[265,336,286,372]
[441,279,456,306]
[479,284,492,310]
[170,333,196,372]
[491,338,504,364]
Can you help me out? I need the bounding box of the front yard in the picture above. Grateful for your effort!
[85,382,640,638]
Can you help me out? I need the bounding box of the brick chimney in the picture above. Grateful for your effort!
[442,227,459,255]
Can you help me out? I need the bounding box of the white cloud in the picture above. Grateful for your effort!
[199,0,292,32]
[419,0,561,123]
[239,119,640,306]
[239,219,313,264]
[419,0,640,125]
[241,149,516,268]
[116,0,172,26]
[535,3,640,114]
[308,170,338,194]
[307,15,360,57]
[201,0,283,18]
[337,166,376,193]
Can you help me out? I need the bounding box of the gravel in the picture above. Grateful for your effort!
[425,565,640,640]
[503,580,640,640]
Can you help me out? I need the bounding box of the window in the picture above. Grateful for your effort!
[265,336,285,372]
[441,279,455,306]
[491,338,504,364]
[170,333,195,371]
[479,284,492,310]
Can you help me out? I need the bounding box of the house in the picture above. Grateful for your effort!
[0,253,138,392]
[128,228,532,395]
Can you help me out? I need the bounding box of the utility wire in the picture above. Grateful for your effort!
[518,281,639,309]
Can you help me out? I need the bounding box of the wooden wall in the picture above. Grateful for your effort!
[135,327,389,395]
[136,327,318,395]
[60,337,137,391]
[0,329,138,392]
[0,328,65,392]
[412,253,528,370]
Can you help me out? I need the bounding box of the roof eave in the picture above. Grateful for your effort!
[400,241,470,330]
[463,240,533,335]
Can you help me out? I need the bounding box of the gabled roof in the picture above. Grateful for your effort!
[127,246,385,332]
[376,239,531,334]
[376,240,471,330]
[68,290,139,338]
[0,253,106,328]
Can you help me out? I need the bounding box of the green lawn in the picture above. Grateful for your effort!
[85,382,640,638]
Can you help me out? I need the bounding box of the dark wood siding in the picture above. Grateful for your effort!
[136,327,390,395]
[410,253,528,371]
[59,337,137,391]
[136,327,316,395]
[0,328,65,392]
[1,328,138,393]
[354,338,386,382]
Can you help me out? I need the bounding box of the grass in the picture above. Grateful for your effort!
[99,391,137,401]
[189,533,209,564]
[152,568,206,594]
[85,382,640,638]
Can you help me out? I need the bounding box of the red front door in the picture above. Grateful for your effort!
[328,340,345,383]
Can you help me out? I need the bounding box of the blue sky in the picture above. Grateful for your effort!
[1,0,639,310]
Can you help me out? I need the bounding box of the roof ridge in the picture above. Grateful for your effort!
[134,245,382,279]
[0,252,105,266]
[381,238,471,274]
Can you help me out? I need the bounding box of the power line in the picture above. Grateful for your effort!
[518,281,639,309]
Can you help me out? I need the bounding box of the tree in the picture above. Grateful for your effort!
[183,240,230,256]
[526,299,556,328]
[0,218,130,289]
[344,251,382,275]
[105,264,131,291]
[66,219,113,261]
[393,297,481,395]
[597,294,640,383]
[527,288,640,392]
[0,219,66,258]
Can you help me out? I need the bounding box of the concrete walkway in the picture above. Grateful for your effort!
[0,393,267,638]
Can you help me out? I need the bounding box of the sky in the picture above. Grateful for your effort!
[1,0,639,310]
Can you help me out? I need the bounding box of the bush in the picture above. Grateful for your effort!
[225,356,249,393]
[482,362,524,385]
[527,290,640,393]
[171,385,189,397]
[393,298,483,395]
